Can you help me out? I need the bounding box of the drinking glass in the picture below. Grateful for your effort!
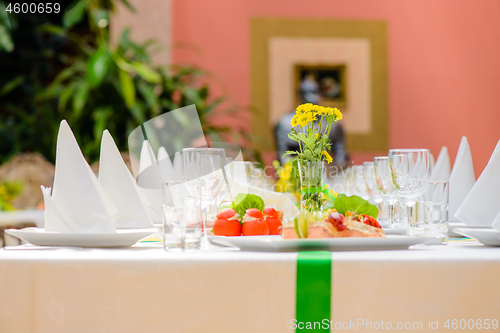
[162,181,187,251]
[363,162,383,206]
[183,197,203,249]
[423,181,449,244]
[350,165,369,200]
[210,157,234,218]
[182,148,226,242]
[374,157,399,228]
[388,149,431,236]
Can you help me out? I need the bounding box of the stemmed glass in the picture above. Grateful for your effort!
[182,148,226,243]
[212,157,234,213]
[374,157,399,229]
[233,161,253,185]
[363,162,383,207]
[388,149,431,236]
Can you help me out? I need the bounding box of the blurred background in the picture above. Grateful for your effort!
[1,0,499,210]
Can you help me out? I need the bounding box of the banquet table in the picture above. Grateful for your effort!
[1,241,500,333]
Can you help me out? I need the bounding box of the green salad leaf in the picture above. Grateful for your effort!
[333,194,378,218]
[231,193,265,217]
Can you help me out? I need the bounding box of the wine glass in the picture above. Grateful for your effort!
[350,165,369,200]
[232,161,253,185]
[212,157,234,212]
[374,157,398,229]
[363,162,383,206]
[388,149,431,236]
[182,148,226,243]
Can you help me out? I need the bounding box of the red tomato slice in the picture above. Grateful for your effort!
[263,207,279,217]
[245,208,263,219]
[216,208,237,220]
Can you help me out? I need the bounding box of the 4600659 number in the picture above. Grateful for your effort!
[6,3,60,14]
[444,319,498,330]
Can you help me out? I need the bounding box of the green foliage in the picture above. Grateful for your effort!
[231,193,265,218]
[333,194,379,218]
[0,0,247,164]
[0,180,23,211]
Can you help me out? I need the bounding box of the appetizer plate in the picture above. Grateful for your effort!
[208,235,434,252]
[5,227,158,248]
[453,228,500,246]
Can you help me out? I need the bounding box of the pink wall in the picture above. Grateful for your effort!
[172,0,500,177]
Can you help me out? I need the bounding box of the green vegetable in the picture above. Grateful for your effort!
[218,202,232,212]
[231,193,265,217]
[333,194,378,218]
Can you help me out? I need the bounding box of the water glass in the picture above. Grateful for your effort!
[162,181,187,251]
[423,181,449,244]
[184,197,203,249]
[349,165,369,200]
[388,149,431,236]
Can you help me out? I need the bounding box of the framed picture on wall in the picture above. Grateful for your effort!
[294,64,347,109]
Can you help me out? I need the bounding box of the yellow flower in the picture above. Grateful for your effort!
[315,133,319,140]
[291,115,299,127]
[296,103,313,114]
[297,112,315,126]
[322,150,333,164]
[333,108,343,121]
[281,164,292,180]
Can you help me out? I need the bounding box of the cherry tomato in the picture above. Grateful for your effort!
[263,207,282,235]
[265,217,282,235]
[213,218,242,236]
[242,219,269,236]
[216,208,237,220]
[245,208,263,219]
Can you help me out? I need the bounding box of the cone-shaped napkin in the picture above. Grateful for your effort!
[430,146,451,182]
[42,120,118,233]
[448,137,475,221]
[491,210,500,232]
[158,147,179,181]
[137,140,162,223]
[98,130,154,229]
[455,139,500,226]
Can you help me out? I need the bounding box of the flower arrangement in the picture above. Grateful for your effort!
[282,103,342,213]
[284,103,342,163]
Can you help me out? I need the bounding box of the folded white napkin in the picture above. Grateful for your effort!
[42,120,118,233]
[430,146,451,182]
[137,140,163,223]
[448,137,475,221]
[455,139,500,226]
[491,210,500,231]
[98,130,154,229]
[228,181,299,221]
[158,147,182,181]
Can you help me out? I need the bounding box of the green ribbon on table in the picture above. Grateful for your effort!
[300,183,337,202]
[296,251,332,332]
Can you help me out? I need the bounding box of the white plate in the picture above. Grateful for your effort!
[448,222,491,237]
[383,228,407,236]
[5,227,158,248]
[208,235,433,252]
[453,228,500,246]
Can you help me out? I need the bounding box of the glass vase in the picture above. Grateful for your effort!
[298,160,324,216]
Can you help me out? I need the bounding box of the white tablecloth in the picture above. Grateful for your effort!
[1,243,500,333]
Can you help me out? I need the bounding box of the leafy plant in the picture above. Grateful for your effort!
[0,180,23,211]
[0,0,248,164]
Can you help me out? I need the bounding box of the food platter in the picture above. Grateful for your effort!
[208,235,434,252]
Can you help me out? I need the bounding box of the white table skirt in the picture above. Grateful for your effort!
[1,243,500,333]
